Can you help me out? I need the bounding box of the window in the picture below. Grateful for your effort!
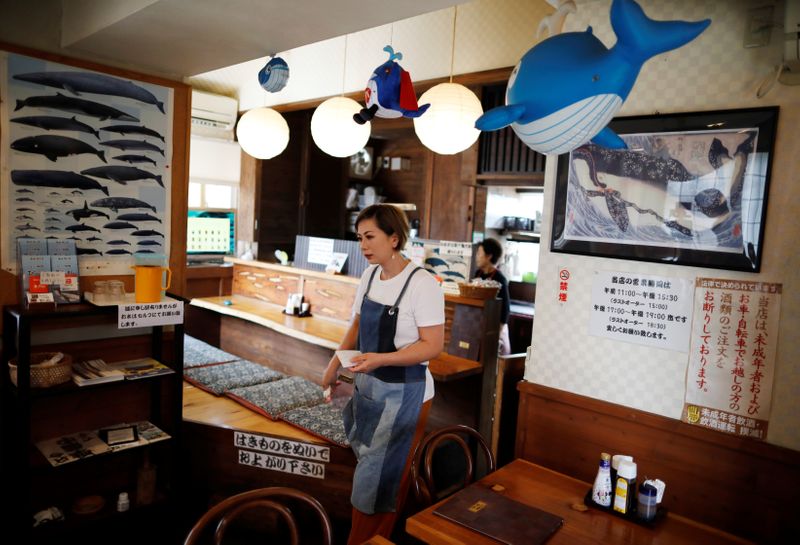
[188,180,238,209]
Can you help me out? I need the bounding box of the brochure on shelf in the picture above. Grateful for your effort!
[36,421,171,465]
[35,431,111,467]
[108,357,175,379]
[72,359,125,386]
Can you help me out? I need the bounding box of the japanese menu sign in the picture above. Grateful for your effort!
[589,271,694,352]
[683,278,781,440]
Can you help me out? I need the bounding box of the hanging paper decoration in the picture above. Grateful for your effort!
[475,0,710,155]
[353,46,429,125]
[258,56,289,93]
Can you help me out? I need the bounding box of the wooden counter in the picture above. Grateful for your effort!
[191,295,346,350]
[181,382,356,521]
[188,260,512,459]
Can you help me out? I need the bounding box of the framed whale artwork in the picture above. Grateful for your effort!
[1,50,174,275]
[550,107,778,272]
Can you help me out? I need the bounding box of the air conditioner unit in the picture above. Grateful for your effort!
[191,90,238,140]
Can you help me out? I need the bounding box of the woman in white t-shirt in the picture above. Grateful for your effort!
[322,204,444,545]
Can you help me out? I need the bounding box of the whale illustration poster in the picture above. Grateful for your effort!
[551,107,778,272]
[1,52,173,275]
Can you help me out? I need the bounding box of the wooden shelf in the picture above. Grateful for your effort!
[475,172,545,187]
[429,353,482,382]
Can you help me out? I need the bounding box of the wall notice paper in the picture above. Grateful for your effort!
[683,278,781,440]
[118,299,183,329]
[409,238,472,295]
[307,237,334,265]
[589,271,694,352]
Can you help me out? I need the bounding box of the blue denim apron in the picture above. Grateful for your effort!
[343,266,426,514]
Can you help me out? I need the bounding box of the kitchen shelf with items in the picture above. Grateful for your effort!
[0,301,184,544]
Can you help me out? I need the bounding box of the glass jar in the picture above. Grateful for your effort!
[107,280,126,303]
[637,483,658,521]
[93,281,110,304]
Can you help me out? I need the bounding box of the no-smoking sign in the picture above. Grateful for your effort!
[559,269,570,281]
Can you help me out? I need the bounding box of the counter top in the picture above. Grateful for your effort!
[191,293,484,382]
[191,295,347,350]
[510,301,534,317]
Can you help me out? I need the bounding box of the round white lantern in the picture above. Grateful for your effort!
[311,96,371,158]
[236,107,290,159]
[413,83,483,155]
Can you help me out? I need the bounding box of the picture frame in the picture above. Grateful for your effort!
[349,146,374,180]
[550,107,779,272]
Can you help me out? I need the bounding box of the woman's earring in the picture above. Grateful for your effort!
[391,252,396,260]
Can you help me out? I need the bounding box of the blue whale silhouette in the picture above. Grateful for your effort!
[476,0,710,155]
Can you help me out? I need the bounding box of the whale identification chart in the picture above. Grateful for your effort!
[1,52,173,275]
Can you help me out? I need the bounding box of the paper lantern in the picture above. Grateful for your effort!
[236,107,289,160]
[311,97,371,158]
[413,83,482,155]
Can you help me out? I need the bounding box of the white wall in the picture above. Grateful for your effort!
[189,0,553,110]
[528,0,800,451]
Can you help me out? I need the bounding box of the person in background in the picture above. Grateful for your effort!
[474,238,511,355]
[322,204,445,544]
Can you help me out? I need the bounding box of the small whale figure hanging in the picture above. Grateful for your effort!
[353,46,429,125]
[475,0,710,155]
[258,56,289,93]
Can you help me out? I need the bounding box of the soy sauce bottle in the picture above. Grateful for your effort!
[613,460,637,515]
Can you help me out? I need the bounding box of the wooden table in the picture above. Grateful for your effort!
[406,459,754,545]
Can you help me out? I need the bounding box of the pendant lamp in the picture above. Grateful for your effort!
[413,6,482,155]
[311,96,370,157]
[312,35,371,157]
[236,107,290,160]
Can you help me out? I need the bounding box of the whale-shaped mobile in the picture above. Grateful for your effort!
[475,0,710,155]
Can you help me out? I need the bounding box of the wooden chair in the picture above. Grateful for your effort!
[183,487,333,545]
[410,425,496,507]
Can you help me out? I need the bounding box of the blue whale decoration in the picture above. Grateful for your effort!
[258,56,289,93]
[354,46,430,125]
[475,0,710,155]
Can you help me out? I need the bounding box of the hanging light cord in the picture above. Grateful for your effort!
[341,34,349,96]
[449,5,458,83]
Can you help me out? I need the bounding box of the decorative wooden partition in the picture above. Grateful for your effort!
[515,381,800,544]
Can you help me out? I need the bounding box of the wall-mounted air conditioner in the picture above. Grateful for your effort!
[191,90,238,140]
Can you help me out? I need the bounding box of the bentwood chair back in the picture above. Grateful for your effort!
[182,486,333,545]
[410,425,496,507]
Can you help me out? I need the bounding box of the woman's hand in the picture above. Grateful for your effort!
[349,352,388,373]
[321,355,342,401]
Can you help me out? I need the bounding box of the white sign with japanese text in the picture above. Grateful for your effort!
[307,237,335,265]
[233,431,330,462]
[683,278,781,440]
[117,300,184,329]
[237,450,325,479]
[589,271,694,352]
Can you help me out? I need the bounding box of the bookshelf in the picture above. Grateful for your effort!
[0,302,184,544]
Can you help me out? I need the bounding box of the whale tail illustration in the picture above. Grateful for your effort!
[610,0,710,64]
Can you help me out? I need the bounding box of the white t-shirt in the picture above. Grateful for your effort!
[353,262,445,401]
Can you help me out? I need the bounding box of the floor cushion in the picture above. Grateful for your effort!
[226,376,326,420]
[279,402,350,447]
[183,335,238,368]
[184,360,284,395]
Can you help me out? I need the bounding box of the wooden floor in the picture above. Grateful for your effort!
[182,381,323,443]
